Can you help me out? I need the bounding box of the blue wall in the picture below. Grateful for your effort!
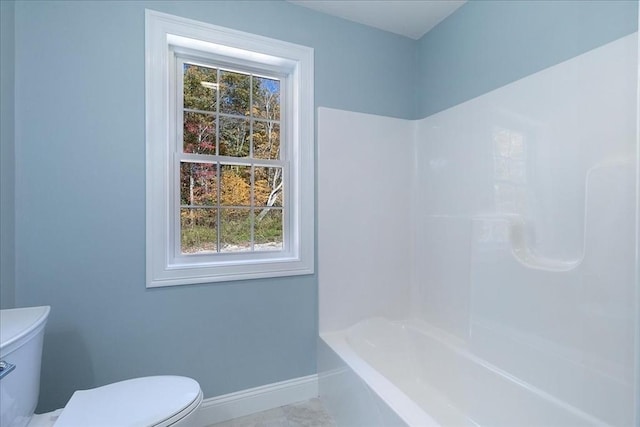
[1,0,15,310]
[4,0,638,414]
[11,0,414,411]
[415,0,639,118]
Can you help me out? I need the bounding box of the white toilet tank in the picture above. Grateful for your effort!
[0,306,51,427]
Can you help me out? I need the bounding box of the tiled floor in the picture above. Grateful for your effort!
[208,398,336,427]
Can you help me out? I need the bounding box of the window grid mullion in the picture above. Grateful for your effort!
[183,107,279,121]
[182,204,262,209]
[250,165,255,251]
[249,74,255,251]
[176,56,185,258]
[215,67,221,253]
[180,153,284,168]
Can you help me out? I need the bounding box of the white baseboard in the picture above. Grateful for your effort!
[195,374,319,426]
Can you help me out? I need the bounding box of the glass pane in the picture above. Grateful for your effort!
[254,208,283,251]
[180,162,218,206]
[183,112,216,155]
[254,167,283,207]
[253,121,280,160]
[181,208,217,254]
[220,208,251,252]
[219,116,250,157]
[221,165,251,206]
[253,77,280,121]
[183,64,217,112]
[219,70,250,116]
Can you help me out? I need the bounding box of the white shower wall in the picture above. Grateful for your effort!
[318,30,639,426]
[318,108,414,333]
[413,32,638,425]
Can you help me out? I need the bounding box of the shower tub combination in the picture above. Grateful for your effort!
[317,28,639,427]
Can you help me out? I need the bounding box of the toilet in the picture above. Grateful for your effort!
[0,306,203,427]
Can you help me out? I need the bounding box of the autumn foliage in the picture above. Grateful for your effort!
[180,64,283,253]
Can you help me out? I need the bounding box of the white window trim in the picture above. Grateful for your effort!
[145,9,314,287]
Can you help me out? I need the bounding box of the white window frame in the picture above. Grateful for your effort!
[145,10,314,287]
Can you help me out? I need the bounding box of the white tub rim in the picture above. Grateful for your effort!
[320,328,441,427]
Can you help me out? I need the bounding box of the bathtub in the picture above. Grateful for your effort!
[319,318,614,426]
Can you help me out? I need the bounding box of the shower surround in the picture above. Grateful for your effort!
[318,31,639,426]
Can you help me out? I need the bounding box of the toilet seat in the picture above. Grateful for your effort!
[52,376,202,427]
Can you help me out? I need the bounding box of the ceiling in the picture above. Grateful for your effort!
[288,0,466,40]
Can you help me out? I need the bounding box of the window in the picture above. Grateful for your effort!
[146,10,314,287]
[179,63,284,254]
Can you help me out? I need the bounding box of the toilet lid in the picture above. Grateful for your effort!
[53,376,202,427]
